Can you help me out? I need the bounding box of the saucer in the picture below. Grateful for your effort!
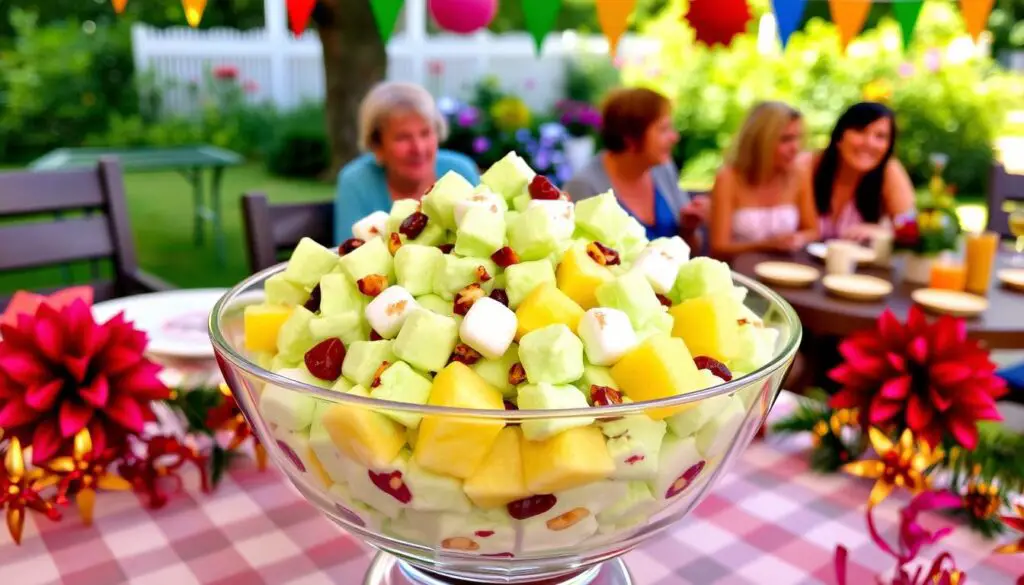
[822,274,893,302]
[910,288,989,318]
[753,262,820,288]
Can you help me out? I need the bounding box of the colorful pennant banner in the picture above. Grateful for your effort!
[684,0,752,48]
[771,0,807,49]
[182,0,207,28]
[111,0,128,14]
[523,0,563,55]
[827,0,871,51]
[892,0,924,50]
[596,0,637,57]
[286,0,317,37]
[960,0,996,42]
[370,0,406,43]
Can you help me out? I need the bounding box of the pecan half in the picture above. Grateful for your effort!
[453,283,485,316]
[508,363,527,386]
[357,274,388,297]
[449,343,483,366]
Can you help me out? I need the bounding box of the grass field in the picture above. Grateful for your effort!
[0,163,992,296]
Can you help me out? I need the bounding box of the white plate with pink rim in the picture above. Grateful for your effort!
[90,288,228,359]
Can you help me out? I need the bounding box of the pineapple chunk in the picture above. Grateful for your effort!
[521,426,615,493]
[610,335,705,420]
[669,295,739,363]
[243,304,293,353]
[463,427,531,508]
[321,386,407,469]
[515,282,585,339]
[414,363,506,478]
[556,244,614,310]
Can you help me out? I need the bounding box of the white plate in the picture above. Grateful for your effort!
[910,288,989,318]
[753,261,821,288]
[998,268,1024,292]
[806,241,876,264]
[822,274,893,302]
[91,289,228,358]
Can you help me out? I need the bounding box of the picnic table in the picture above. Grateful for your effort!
[29,146,244,266]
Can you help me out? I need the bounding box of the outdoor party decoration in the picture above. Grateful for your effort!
[959,0,996,42]
[286,0,317,37]
[111,0,128,14]
[522,0,562,54]
[829,307,1006,449]
[0,290,264,545]
[827,0,872,51]
[892,0,925,50]
[835,491,968,585]
[842,428,942,507]
[369,0,406,43]
[996,503,1024,554]
[182,0,208,28]
[683,0,752,48]
[428,0,497,35]
[596,0,637,57]
[771,0,808,49]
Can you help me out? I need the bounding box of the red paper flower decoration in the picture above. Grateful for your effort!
[829,306,1006,449]
[0,300,170,465]
[683,0,752,48]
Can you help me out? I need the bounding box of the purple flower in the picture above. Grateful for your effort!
[515,128,533,143]
[555,162,573,184]
[579,108,601,127]
[456,106,479,127]
[539,122,566,142]
[472,136,491,154]
[437,96,460,116]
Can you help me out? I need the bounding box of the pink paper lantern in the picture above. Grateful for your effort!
[428,0,497,34]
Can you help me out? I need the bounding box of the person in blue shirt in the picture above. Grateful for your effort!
[335,82,480,243]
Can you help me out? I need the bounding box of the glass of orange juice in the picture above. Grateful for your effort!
[1010,209,1024,266]
[965,231,1000,294]
[929,261,967,291]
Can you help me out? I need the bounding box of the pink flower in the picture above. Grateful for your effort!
[242,80,259,94]
[0,301,170,465]
[213,65,238,80]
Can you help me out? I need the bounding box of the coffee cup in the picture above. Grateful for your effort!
[826,241,859,275]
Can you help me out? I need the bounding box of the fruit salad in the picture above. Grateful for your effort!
[242,151,780,556]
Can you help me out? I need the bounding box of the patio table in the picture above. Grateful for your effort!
[1,384,1018,585]
[29,146,244,267]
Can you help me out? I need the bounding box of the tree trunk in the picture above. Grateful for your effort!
[314,0,388,177]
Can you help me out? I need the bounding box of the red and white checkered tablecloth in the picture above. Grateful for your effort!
[1,397,1020,585]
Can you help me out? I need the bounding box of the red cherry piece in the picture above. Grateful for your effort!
[528,175,561,200]
[625,455,645,465]
[438,243,455,254]
[590,385,623,406]
[368,470,413,504]
[665,460,706,499]
[507,494,557,520]
[304,337,346,381]
[693,356,733,381]
[475,530,495,538]
[489,288,510,307]
[303,283,322,313]
[277,439,306,473]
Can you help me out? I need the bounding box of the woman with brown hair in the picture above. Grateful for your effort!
[564,87,707,244]
[709,101,819,259]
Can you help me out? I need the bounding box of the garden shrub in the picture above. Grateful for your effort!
[629,0,1024,194]
[265,104,330,179]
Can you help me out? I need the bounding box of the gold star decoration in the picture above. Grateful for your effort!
[842,428,943,507]
[46,429,131,526]
[0,438,61,544]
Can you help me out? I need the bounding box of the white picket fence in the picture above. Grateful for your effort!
[130,0,660,114]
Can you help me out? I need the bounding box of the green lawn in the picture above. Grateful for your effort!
[0,164,335,294]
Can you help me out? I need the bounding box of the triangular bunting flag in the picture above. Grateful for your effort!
[771,0,807,49]
[827,0,871,51]
[112,0,128,14]
[959,0,995,42]
[684,0,752,48]
[892,0,924,50]
[182,0,208,27]
[370,0,405,43]
[523,0,562,55]
[596,0,637,57]
[287,0,317,37]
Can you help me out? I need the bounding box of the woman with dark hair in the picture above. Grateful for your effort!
[805,102,916,242]
[564,87,707,246]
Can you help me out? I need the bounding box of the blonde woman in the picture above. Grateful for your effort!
[709,102,819,259]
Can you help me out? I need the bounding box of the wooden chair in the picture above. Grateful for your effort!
[241,192,333,273]
[0,159,173,311]
[987,163,1024,239]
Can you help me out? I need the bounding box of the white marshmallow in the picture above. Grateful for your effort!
[459,297,517,360]
[453,189,505,228]
[527,199,575,240]
[576,308,638,366]
[328,483,387,531]
[631,247,682,295]
[364,285,418,339]
[389,509,517,555]
[650,236,691,264]
[649,434,707,503]
[352,210,390,241]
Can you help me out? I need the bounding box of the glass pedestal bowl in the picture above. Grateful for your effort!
[210,265,801,585]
